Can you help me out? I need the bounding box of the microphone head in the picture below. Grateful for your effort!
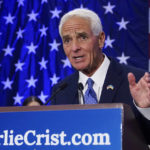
[78,82,84,90]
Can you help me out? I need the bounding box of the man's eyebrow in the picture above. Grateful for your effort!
[62,35,70,39]
[77,32,88,36]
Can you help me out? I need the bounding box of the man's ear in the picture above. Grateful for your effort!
[99,32,105,49]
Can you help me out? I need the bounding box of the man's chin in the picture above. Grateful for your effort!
[73,66,85,71]
[73,65,88,72]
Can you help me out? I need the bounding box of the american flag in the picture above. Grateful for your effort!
[0,0,148,106]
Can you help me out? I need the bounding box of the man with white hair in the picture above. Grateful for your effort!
[52,8,150,144]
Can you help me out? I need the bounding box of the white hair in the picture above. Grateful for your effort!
[59,8,103,37]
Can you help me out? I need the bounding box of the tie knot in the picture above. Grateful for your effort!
[87,78,94,87]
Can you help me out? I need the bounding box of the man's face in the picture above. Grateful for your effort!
[61,16,105,76]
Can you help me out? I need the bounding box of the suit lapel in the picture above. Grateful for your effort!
[100,59,124,103]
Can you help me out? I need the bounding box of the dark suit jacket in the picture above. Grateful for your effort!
[52,58,150,144]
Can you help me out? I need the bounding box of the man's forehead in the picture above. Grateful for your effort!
[62,24,91,37]
[62,23,90,31]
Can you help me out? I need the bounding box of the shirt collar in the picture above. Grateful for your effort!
[79,54,110,87]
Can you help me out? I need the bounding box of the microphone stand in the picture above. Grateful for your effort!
[45,82,67,105]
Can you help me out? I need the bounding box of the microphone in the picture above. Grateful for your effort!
[45,82,68,105]
[78,83,85,104]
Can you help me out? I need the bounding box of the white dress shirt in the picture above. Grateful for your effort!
[136,105,150,120]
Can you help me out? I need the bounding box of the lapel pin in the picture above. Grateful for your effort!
[106,85,114,90]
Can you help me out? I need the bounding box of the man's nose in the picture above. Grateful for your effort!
[71,40,80,52]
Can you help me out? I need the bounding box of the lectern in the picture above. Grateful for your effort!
[0,103,148,150]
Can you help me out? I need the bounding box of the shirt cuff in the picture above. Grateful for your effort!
[134,101,150,120]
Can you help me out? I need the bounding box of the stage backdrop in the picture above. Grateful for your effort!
[0,0,149,106]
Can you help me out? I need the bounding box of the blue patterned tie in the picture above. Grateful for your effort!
[84,78,98,104]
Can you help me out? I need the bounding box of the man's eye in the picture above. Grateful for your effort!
[82,35,87,39]
[79,35,88,40]
[63,38,70,44]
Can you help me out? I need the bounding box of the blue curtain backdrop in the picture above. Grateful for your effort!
[0,0,148,106]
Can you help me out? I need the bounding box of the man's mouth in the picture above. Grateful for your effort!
[73,56,84,60]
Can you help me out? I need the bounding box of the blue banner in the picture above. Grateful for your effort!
[0,108,122,150]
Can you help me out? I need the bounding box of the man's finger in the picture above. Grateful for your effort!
[128,72,136,87]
